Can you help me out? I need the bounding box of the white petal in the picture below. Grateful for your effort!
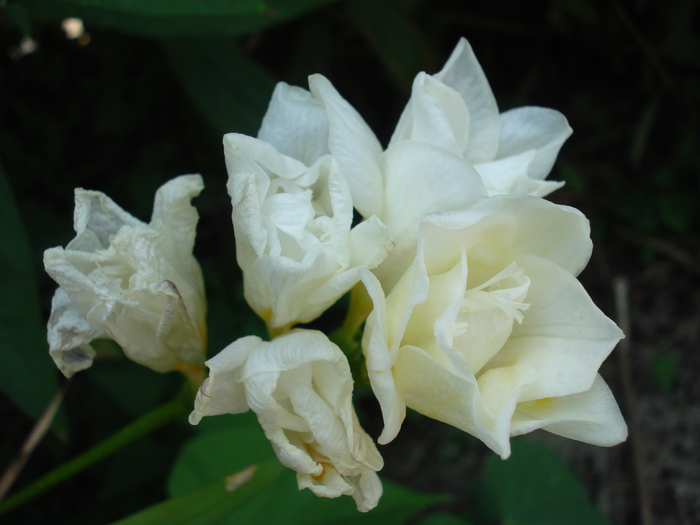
[511,374,628,446]
[393,343,518,458]
[475,150,535,196]
[67,188,143,252]
[46,287,101,377]
[433,38,500,163]
[238,331,384,511]
[257,82,331,166]
[189,336,259,424]
[224,133,311,185]
[488,254,623,401]
[360,269,409,444]
[308,74,383,218]
[374,140,486,289]
[150,175,207,329]
[498,106,572,180]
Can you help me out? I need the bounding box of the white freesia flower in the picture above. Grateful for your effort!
[390,37,572,198]
[190,330,383,512]
[225,112,393,329]
[361,194,627,458]
[44,175,207,377]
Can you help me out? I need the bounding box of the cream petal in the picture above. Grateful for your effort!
[102,279,204,373]
[297,468,354,498]
[345,471,383,513]
[392,344,507,457]
[346,215,393,270]
[511,374,628,446]
[360,269,407,444]
[433,37,500,164]
[389,72,470,155]
[308,74,383,218]
[417,208,517,278]
[471,195,592,276]
[488,254,623,402]
[257,82,330,166]
[374,141,486,289]
[497,106,572,180]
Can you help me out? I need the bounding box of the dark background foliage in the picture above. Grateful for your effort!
[1,0,698,524]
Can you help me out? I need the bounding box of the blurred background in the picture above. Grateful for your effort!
[1,1,698,524]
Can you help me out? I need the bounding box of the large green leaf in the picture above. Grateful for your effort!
[161,38,276,136]
[24,0,337,37]
[0,160,61,424]
[168,413,444,524]
[473,438,612,525]
[111,456,286,525]
[42,0,269,16]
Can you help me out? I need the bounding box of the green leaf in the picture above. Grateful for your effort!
[161,37,276,136]
[169,414,444,523]
[0,160,61,425]
[111,456,286,525]
[24,0,337,37]
[168,414,274,496]
[417,513,473,525]
[473,438,611,525]
[45,0,270,17]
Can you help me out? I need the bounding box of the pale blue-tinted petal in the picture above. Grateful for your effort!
[433,37,500,163]
[308,74,383,218]
[258,82,330,166]
[498,106,572,180]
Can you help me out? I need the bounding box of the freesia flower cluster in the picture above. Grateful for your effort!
[44,38,627,512]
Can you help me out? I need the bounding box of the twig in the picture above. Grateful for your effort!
[614,276,653,525]
[616,227,700,276]
[0,381,70,501]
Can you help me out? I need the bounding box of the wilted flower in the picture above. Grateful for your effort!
[361,195,627,458]
[225,87,393,330]
[190,330,383,512]
[44,175,207,377]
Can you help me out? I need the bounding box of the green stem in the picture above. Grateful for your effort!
[0,386,194,516]
[339,282,373,340]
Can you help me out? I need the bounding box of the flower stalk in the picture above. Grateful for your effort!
[0,384,196,516]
